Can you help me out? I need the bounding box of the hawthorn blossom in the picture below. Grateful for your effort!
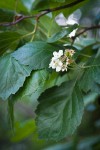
[49,59,63,71]
[70,50,75,56]
[68,29,78,38]
[49,49,75,72]
[62,63,68,72]
[65,49,75,57]
[53,50,63,59]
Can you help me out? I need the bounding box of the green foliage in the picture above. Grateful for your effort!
[0,32,22,55]
[39,15,61,38]
[10,120,36,142]
[33,0,89,17]
[47,24,78,43]
[12,70,68,110]
[12,41,60,70]
[8,97,14,129]
[80,52,100,93]
[0,0,100,142]
[0,8,13,22]
[44,135,100,150]
[36,81,84,140]
[0,54,31,100]
[0,0,27,12]
[21,0,35,12]
[51,0,66,2]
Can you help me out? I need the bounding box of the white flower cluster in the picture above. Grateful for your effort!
[49,49,75,72]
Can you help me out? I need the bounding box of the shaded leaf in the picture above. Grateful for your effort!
[80,54,100,93]
[36,80,84,140]
[12,70,68,110]
[0,0,27,12]
[0,32,22,55]
[51,0,65,2]
[0,8,13,22]
[0,54,31,100]
[32,0,89,17]
[8,96,14,129]
[62,0,89,16]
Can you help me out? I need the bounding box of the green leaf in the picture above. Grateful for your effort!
[32,0,89,16]
[12,70,68,110]
[12,41,60,70]
[0,0,27,12]
[12,70,49,110]
[36,80,84,140]
[0,32,22,55]
[80,54,100,93]
[0,54,31,100]
[10,120,36,142]
[21,0,35,12]
[8,97,14,129]
[39,15,61,38]
[0,8,13,22]
[51,0,65,2]
[47,24,78,43]
[55,0,89,17]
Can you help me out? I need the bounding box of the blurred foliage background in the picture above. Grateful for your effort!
[0,0,100,149]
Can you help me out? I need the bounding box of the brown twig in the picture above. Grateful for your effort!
[0,0,85,26]
[71,25,100,42]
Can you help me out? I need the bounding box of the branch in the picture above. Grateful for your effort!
[72,25,100,41]
[41,0,85,12]
[0,0,85,26]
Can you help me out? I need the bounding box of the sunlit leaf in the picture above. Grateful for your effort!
[47,24,78,43]
[12,41,60,70]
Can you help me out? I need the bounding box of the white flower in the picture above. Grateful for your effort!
[49,58,63,72]
[66,11,81,25]
[49,58,56,69]
[49,49,75,72]
[65,49,75,57]
[55,10,81,26]
[56,66,62,72]
[49,60,55,69]
[62,63,68,72]
[66,58,70,65]
[55,60,63,72]
[53,50,63,59]
[62,67,67,72]
[66,17,77,25]
[70,50,75,56]
[68,29,77,38]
